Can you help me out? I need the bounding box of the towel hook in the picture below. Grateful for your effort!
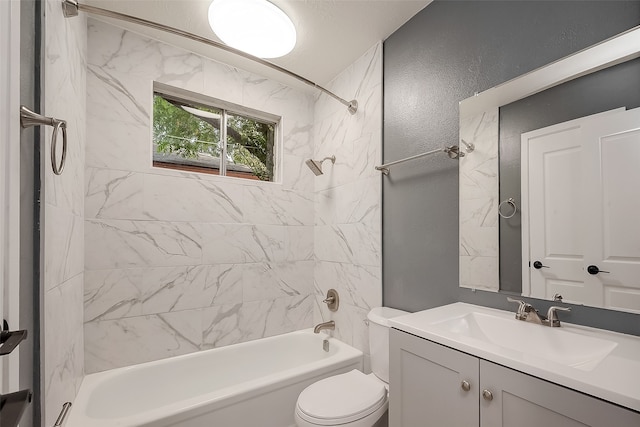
[20,105,68,175]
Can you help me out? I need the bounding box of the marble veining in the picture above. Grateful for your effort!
[43,0,86,423]
[459,108,499,291]
[88,65,149,127]
[85,219,203,270]
[315,261,381,311]
[312,42,383,358]
[85,168,145,220]
[84,293,314,372]
[202,303,243,349]
[84,21,380,372]
[243,261,314,302]
[244,186,313,226]
[143,173,245,223]
[88,20,204,92]
[85,21,316,372]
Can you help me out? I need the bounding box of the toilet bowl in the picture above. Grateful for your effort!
[295,307,408,427]
[295,370,388,427]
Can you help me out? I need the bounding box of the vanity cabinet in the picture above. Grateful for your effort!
[389,329,640,427]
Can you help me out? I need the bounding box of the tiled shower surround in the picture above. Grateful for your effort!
[312,44,384,365]
[84,20,382,373]
[43,0,86,425]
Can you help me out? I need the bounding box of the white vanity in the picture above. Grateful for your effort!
[388,303,640,426]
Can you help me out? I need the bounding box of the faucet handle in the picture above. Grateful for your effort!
[506,296,525,307]
[507,297,529,319]
[547,306,571,327]
[323,289,339,312]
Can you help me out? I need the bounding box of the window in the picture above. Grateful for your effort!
[152,86,278,181]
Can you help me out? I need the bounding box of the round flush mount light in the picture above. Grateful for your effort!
[208,0,297,59]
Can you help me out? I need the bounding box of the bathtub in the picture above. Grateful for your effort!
[65,329,363,427]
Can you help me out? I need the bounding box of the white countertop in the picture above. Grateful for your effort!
[389,302,640,412]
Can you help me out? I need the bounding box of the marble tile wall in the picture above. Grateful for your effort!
[43,0,86,425]
[84,20,316,373]
[312,43,384,366]
[459,108,499,291]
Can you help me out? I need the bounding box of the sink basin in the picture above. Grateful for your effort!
[433,311,617,371]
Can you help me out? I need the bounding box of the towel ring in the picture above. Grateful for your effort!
[20,105,68,175]
[498,197,518,219]
[50,120,67,175]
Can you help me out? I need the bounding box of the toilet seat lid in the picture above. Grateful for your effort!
[296,370,387,425]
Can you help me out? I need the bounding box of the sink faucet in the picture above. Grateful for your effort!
[313,320,335,333]
[545,306,571,327]
[507,297,541,323]
[507,297,571,327]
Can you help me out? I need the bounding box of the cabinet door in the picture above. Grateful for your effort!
[389,329,479,427]
[480,360,640,427]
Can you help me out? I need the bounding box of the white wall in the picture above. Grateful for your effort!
[312,43,384,366]
[43,0,86,425]
[83,20,316,373]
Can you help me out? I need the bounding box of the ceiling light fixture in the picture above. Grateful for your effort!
[208,0,297,59]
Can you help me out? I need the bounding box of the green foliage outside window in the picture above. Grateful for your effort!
[152,94,275,181]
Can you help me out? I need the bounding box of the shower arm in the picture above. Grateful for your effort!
[318,156,336,164]
[62,0,358,115]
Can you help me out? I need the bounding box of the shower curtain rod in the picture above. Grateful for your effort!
[61,0,358,115]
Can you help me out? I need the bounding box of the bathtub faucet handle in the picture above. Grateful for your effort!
[322,289,339,312]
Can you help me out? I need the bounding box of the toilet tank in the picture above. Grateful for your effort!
[368,307,409,383]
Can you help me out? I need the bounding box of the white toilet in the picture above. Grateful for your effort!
[295,307,408,427]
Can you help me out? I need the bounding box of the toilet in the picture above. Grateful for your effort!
[295,307,408,427]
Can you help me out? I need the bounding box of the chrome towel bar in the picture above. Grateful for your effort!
[375,140,474,175]
[20,106,67,175]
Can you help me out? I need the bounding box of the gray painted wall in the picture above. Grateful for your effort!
[383,1,640,336]
[19,1,41,426]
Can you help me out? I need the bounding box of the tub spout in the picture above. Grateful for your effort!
[313,321,335,333]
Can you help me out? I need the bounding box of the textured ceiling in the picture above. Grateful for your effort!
[83,0,432,90]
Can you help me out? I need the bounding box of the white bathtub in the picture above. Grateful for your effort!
[66,329,363,427]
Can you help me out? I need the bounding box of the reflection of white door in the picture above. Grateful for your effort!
[523,108,640,313]
[524,122,588,302]
[583,110,640,313]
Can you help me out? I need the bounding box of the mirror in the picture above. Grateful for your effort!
[459,26,640,314]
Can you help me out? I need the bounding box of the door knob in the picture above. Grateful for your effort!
[461,380,471,392]
[587,265,609,275]
[532,261,549,269]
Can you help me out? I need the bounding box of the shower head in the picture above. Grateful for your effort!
[305,155,335,176]
[305,159,323,176]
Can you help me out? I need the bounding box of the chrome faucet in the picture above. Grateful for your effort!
[546,305,572,327]
[313,320,335,333]
[507,297,571,327]
[507,297,539,322]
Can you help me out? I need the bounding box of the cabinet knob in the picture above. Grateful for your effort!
[482,389,493,401]
[461,380,471,392]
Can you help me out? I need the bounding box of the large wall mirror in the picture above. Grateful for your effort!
[459,26,640,314]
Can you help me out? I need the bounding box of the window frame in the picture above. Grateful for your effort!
[152,82,282,183]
